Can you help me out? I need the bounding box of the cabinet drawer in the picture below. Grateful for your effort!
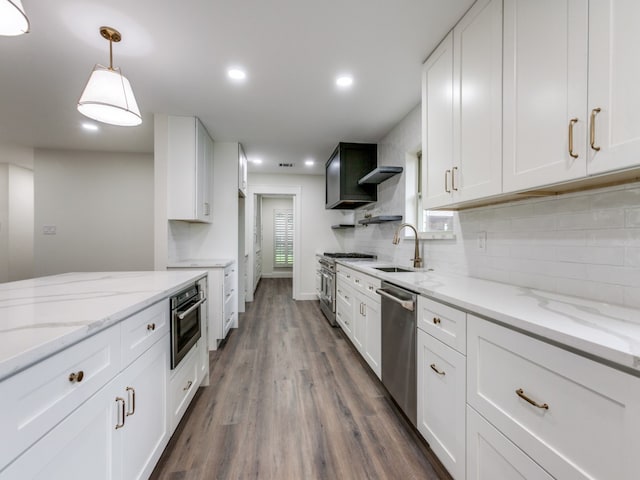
[0,324,121,470]
[223,310,235,338]
[467,315,640,480]
[223,289,235,318]
[417,296,466,354]
[467,406,553,480]
[223,265,234,294]
[417,329,466,480]
[169,342,200,431]
[121,301,169,367]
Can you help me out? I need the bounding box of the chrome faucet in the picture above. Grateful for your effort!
[392,223,423,268]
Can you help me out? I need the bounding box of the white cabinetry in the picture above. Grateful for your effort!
[502,0,588,193]
[335,265,381,379]
[167,116,213,223]
[423,0,502,209]
[467,314,640,480]
[587,0,640,175]
[238,143,248,197]
[416,296,466,480]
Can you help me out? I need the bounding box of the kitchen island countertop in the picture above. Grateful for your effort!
[338,260,640,374]
[0,270,207,381]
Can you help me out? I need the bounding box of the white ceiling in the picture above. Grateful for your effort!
[0,0,474,175]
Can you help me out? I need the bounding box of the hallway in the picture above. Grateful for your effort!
[151,278,448,479]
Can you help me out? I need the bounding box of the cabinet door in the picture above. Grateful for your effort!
[423,32,454,209]
[467,406,553,480]
[0,378,121,480]
[120,335,169,480]
[417,329,466,480]
[363,298,381,379]
[352,296,366,353]
[238,143,248,197]
[196,119,212,222]
[453,0,502,202]
[587,0,640,174]
[502,0,588,192]
[335,282,354,339]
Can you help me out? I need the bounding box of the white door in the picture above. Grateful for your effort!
[587,0,640,175]
[423,32,454,209]
[453,0,503,202]
[502,0,588,192]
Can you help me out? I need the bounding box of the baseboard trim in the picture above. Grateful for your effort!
[261,272,293,279]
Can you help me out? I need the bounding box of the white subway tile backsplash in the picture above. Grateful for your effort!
[555,245,625,266]
[625,207,640,227]
[556,209,625,230]
[624,247,640,267]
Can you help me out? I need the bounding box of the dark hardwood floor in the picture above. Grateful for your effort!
[151,278,450,479]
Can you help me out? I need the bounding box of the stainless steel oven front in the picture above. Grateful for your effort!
[170,283,206,369]
[318,257,337,326]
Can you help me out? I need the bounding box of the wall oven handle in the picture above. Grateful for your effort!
[177,293,206,320]
[375,288,415,311]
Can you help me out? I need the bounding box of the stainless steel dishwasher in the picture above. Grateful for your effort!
[377,281,417,426]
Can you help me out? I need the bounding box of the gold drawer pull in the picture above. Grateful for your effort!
[69,370,84,383]
[115,397,126,429]
[183,380,193,392]
[516,388,549,410]
[147,323,156,331]
[126,387,136,417]
[568,118,579,159]
[432,317,441,325]
[430,364,445,376]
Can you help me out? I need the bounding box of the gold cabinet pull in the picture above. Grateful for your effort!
[430,364,445,376]
[445,170,451,193]
[115,397,126,429]
[452,166,459,191]
[68,370,84,383]
[183,380,193,392]
[590,108,601,151]
[125,387,136,417]
[515,388,549,410]
[568,118,579,159]
[432,317,441,325]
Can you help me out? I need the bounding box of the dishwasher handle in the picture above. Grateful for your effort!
[376,288,415,311]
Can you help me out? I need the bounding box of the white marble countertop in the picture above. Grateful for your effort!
[338,260,640,374]
[167,258,234,268]
[0,270,207,381]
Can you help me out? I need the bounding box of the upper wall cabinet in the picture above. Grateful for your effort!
[167,116,213,223]
[502,0,588,193]
[587,0,640,176]
[423,0,503,210]
[238,143,248,198]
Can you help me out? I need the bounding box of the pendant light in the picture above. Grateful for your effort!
[0,0,30,36]
[77,26,142,127]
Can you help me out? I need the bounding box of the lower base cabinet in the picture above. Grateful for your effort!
[1,334,169,480]
[466,406,553,480]
[169,338,202,432]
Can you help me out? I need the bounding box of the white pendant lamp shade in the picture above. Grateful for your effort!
[78,65,142,126]
[0,0,30,36]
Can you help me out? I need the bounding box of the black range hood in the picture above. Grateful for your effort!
[325,142,377,209]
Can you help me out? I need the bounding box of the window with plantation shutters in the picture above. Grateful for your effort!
[274,209,293,267]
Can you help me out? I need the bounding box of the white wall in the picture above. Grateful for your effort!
[261,197,293,277]
[342,103,640,309]
[34,149,154,276]
[248,173,344,299]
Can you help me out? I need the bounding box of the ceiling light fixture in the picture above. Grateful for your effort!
[82,122,99,131]
[252,158,263,164]
[77,26,142,127]
[305,159,314,166]
[0,0,30,36]
[336,75,354,88]
[228,68,247,81]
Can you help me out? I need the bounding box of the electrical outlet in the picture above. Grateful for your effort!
[43,225,57,235]
[477,231,487,252]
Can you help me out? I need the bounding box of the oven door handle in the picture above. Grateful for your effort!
[375,288,415,311]
[176,293,206,320]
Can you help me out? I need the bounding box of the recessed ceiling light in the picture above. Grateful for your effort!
[228,68,247,81]
[251,158,263,164]
[336,75,354,88]
[305,159,314,166]
[82,122,99,131]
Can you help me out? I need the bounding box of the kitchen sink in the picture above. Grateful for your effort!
[373,266,414,273]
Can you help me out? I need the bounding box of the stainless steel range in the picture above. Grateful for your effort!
[317,252,376,326]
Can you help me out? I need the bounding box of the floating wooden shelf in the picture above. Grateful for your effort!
[331,224,356,230]
[358,166,403,185]
[358,215,403,225]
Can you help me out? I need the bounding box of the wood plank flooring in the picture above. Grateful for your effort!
[151,278,451,480]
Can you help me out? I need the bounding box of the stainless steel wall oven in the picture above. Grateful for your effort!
[170,283,206,369]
